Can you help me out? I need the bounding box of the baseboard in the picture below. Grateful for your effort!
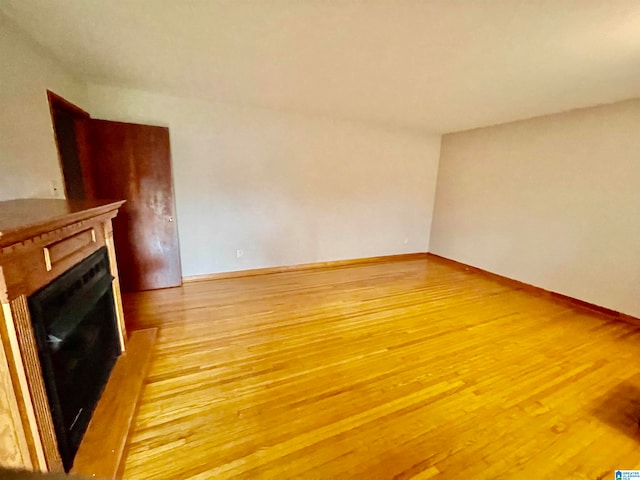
[182,252,429,283]
[426,253,640,326]
[183,251,639,326]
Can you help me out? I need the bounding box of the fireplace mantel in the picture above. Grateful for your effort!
[0,199,126,472]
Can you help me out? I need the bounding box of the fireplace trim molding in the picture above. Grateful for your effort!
[0,199,126,472]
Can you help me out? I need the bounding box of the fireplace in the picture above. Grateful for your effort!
[0,199,129,473]
[28,247,121,471]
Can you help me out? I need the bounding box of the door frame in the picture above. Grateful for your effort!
[46,92,183,291]
[47,91,95,199]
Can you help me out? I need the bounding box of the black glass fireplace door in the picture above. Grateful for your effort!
[28,247,121,471]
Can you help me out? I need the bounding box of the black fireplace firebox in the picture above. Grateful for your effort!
[28,247,121,471]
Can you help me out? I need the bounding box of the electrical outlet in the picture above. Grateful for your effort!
[403,237,409,245]
[236,249,243,259]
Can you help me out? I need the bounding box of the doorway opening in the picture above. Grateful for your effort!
[47,90,93,200]
[46,91,183,292]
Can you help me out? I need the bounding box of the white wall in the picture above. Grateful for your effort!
[87,84,441,277]
[430,99,640,317]
[0,13,87,200]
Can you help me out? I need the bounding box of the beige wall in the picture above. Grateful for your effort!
[0,13,87,200]
[430,99,640,317]
[87,84,441,277]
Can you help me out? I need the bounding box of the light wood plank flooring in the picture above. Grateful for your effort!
[121,256,640,479]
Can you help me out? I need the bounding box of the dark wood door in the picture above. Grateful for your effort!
[88,120,182,292]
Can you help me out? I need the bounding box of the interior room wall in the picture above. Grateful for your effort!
[430,99,640,317]
[0,13,87,200]
[87,84,441,277]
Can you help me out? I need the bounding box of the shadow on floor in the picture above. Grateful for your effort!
[592,380,640,442]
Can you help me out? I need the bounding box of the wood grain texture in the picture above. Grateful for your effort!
[0,200,127,472]
[0,306,31,470]
[121,255,640,479]
[428,253,640,324]
[103,220,127,351]
[72,328,157,479]
[43,228,96,272]
[89,120,182,292]
[0,199,124,249]
[0,302,46,471]
[9,297,62,472]
[182,253,429,283]
[0,201,124,305]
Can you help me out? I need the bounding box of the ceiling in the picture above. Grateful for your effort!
[2,0,640,133]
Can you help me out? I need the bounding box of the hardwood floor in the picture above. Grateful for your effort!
[121,256,640,479]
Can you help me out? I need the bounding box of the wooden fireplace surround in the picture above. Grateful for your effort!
[0,199,127,472]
